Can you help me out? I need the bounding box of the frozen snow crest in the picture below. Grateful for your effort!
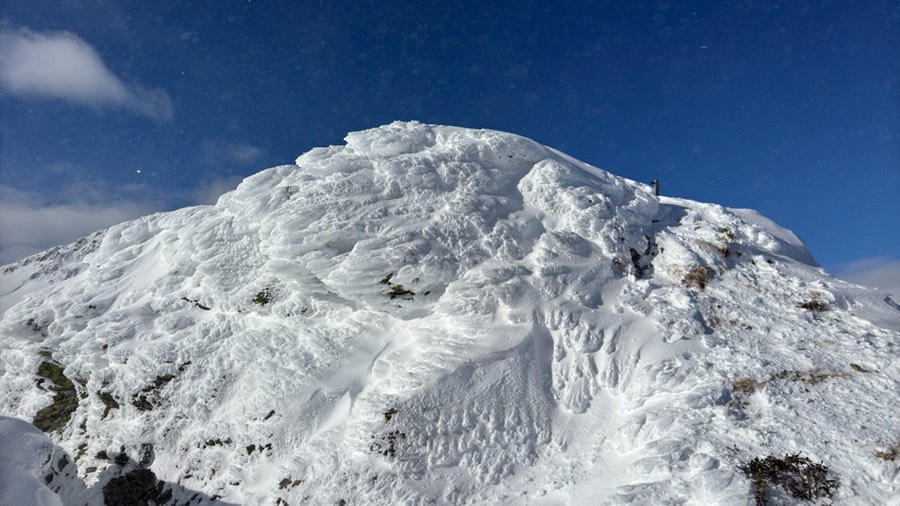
[343,121,438,157]
[1,122,898,505]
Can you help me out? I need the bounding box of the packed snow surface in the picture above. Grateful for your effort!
[0,122,898,505]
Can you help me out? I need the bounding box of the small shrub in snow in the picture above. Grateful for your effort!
[370,430,406,457]
[875,443,899,461]
[798,299,829,312]
[773,368,848,385]
[729,369,847,413]
[797,291,830,312]
[180,296,211,310]
[380,273,416,300]
[682,266,714,290]
[732,377,764,396]
[729,377,765,411]
[742,453,837,505]
[253,288,273,305]
[629,235,657,279]
[388,284,415,300]
[371,407,406,457]
[717,227,737,242]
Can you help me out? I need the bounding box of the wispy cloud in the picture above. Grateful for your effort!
[191,175,246,205]
[201,140,264,165]
[0,185,161,265]
[835,257,900,296]
[0,27,173,121]
[0,169,248,266]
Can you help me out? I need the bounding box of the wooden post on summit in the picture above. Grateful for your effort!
[651,179,660,196]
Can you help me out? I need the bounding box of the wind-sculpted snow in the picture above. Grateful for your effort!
[0,121,898,504]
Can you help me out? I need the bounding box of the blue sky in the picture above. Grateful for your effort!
[1,1,897,291]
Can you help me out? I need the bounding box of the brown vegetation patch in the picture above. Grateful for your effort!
[682,266,714,290]
[742,453,837,505]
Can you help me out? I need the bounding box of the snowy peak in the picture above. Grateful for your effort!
[211,121,661,319]
[0,122,898,505]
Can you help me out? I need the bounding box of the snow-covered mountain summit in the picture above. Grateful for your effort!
[1,121,898,505]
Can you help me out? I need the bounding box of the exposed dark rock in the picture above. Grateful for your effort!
[103,469,172,506]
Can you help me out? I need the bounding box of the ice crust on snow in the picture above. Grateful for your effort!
[0,121,898,505]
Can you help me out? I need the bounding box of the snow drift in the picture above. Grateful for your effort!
[0,121,898,505]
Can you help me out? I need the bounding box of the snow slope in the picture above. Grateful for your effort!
[0,121,898,505]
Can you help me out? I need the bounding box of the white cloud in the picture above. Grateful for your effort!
[835,257,900,296]
[201,140,264,165]
[192,175,245,205]
[0,171,248,266]
[0,185,160,265]
[229,143,264,163]
[0,27,173,121]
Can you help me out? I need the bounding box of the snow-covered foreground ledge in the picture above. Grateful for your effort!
[1,122,898,504]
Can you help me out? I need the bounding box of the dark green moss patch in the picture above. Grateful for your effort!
[37,361,75,390]
[33,361,79,434]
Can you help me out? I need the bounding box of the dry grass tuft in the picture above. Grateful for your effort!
[682,266,714,290]
[742,453,837,505]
